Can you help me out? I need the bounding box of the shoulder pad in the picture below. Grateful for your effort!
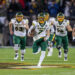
[32,20,37,26]
[11,18,16,23]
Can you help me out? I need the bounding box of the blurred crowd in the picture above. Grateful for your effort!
[0,0,75,46]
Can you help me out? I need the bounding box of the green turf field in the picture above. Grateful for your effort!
[0,47,75,75]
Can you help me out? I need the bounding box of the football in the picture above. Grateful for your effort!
[29,29,36,37]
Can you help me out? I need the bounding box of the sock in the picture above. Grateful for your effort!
[59,49,61,52]
[50,47,53,54]
[58,49,62,56]
[64,50,68,60]
[38,51,45,66]
[21,54,24,58]
[47,47,53,56]
[64,53,67,58]
[15,52,18,56]
[21,49,25,58]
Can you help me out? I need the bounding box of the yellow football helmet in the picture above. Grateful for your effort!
[57,13,65,22]
[38,13,45,24]
[16,12,23,22]
[44,13,49,21]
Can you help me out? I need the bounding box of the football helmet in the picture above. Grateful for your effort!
[38,13,45,24]
[44,12,49,21]
[57,13,65,22]
[16,12,23,22]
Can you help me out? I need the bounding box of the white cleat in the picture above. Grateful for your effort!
[47,53,52,56]
[58,52,62,58]
[14,55,18,60]
[37,65,42,68]
[58,55,62,58]
[64,57,68,61]
[21,57,24,61]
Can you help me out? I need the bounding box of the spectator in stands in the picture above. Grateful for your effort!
[58,0,65,12]
[0,21,4,46]
[0,0,6,8]
[27,0,38,15]
[18,0,26,9]
[70,1,75,17]
[3,18,10,46]
[70,0,74,6]
[64,1,70,17]
[37,0,48,12]
[7,0,22,21]
[48,0,59,17]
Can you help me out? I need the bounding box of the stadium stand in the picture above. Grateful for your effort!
[0,0,75,46]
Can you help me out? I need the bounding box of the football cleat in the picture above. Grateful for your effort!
[58,51,62,58]
[37,64,42,68]
[47,50,52,56]
[64,57,68,61]
[21,57,24,61]
[14,55,18,60]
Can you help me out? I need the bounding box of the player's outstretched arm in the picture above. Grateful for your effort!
[9,22,13,35]
[72,27,75,37]
[24,24,29,30]
[66,24,73,38]
[67,25,72,32]
[28,25,35,37]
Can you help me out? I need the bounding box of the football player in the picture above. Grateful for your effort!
[44,12,55,56]
[54,12,73,61]
[72,24,75,41]
[9,12,29,61]
[28,13,50,67]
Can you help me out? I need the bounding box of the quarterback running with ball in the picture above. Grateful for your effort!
[28,13,50,67]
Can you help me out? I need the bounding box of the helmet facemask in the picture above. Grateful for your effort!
[16,12,23,22]
[57,13,65,22]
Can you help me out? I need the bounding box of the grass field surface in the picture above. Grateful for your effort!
[0,47,75,75]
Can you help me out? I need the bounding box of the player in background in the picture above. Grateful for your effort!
[72,24,75,41]
[54,12,73,61]
[44,12,55,56]
[28,13,50,67]
[9,12,29,61]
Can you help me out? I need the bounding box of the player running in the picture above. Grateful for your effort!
[54,12,73,61]
[9,12,29,61]
[44,12,55,56]
[28,13,50,67]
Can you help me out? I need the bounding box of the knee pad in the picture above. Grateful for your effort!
[64,50,68,54]
[56,45,61,50]
[21,49,25,54]
[14,44,19,51]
